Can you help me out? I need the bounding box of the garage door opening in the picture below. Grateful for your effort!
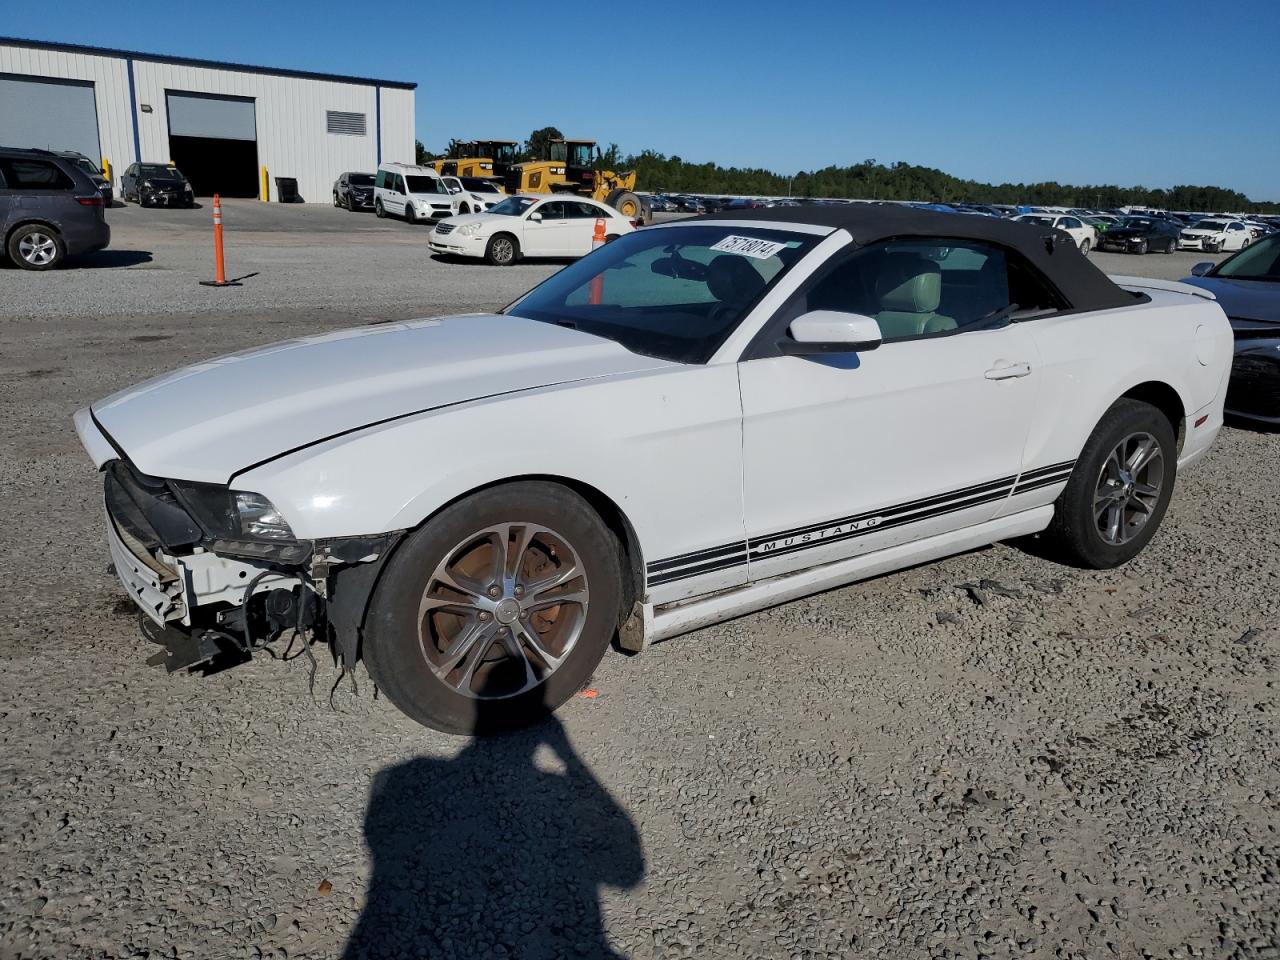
[165,91,258,198]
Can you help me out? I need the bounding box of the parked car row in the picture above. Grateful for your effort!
[333,163,509,222]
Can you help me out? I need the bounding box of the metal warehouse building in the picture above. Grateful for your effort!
[0,36,415,202]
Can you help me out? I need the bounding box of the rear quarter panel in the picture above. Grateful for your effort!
[1021,291,1231,470]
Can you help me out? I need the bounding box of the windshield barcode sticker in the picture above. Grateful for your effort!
[709,235,788,260]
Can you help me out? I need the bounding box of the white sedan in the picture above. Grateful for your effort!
[1015,213,1098,253]
[1178,218,1254,252]
[75,208,1231,733]
[440,175,507,215]
[429,194,636,265]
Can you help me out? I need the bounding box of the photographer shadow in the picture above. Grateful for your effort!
[342,712,643,959]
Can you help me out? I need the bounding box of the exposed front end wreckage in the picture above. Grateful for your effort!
[102,456,403,678]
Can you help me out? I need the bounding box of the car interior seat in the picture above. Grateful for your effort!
[706,255,768,318]
[873,254,957,339]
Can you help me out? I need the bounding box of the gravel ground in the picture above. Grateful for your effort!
[1,204,1276,960]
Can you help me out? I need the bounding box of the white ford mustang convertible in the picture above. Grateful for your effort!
[76,207,1232,733]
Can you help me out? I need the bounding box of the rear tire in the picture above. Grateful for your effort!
[485,233,519,266]
[8,224,66,270]
[1041,398,1177,569]
[362,481,624,734]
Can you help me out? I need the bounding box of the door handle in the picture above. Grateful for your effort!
[984,360,1032,380]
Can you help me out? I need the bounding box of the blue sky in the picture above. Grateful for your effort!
[7,0,1279,199]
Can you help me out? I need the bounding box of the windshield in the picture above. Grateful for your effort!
[72,158,100,177]
[140,164,184,180]
[494,143,516,163]
[461,177,500,193]
[1117,217,1153,229]
[567,143,593,167]
[1018,215,1056,227]
[488,196,536,216]
[504,225,818,363]
[1214,235,1280,282]
[405,175,447,195]
[1194,220,1227,231]
[350,173,374,186]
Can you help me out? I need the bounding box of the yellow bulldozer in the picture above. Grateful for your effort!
[427,140,518,180]
[504,139,647,222]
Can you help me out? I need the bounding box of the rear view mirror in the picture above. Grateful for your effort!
[1191,262,1215,277]
[650,256,708,281]
[780,310,883,356]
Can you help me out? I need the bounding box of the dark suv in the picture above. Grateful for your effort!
[333,171,375,210]
[0,147,110,270]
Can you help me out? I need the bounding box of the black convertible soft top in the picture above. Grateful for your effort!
[697,204,1139,312]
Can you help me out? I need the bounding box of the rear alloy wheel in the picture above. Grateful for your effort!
[362,481,623,733]
[1042,398,1176,568]
[485,233,518,266]
[8,225,65,270]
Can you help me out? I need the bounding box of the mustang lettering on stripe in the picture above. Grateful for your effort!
[645,460,1078,586]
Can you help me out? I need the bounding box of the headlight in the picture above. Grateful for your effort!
[143,180,154,188]
[233,492,295,540]
[458,223,482,237]
[170,483,297,542]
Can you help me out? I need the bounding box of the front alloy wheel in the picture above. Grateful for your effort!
[362,481,623,734]
[419,523,589,699]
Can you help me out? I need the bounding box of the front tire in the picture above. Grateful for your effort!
[1134,239,1148,255]
[1079,238,1091,255]
[1041,399,1177,569]
[485,233,519,266]
[362,481,624,734]
[8,224,66,270]
[375,199,386,218]
[1165,237,1177,254]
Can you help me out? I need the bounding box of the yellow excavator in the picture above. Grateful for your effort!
[427,140,518,180]
[504,139,646,222]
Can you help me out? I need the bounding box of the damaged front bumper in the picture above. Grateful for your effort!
[102,458,402,672]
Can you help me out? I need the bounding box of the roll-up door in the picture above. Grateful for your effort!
[165,91,259,198]
[0,74,101,160]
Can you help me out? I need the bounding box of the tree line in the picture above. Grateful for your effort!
[415,133,1277,213]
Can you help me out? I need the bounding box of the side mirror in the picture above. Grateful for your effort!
[779,310,883,356]
[528,212,543,222]
[449,186,462,194]
[1190,262,1215,277]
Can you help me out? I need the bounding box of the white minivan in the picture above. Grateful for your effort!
[374,163,456,224]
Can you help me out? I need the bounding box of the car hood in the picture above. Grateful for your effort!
[90,314,673,483]
[438,212,502,229]
[1181,276,1280,323]
[1181,228,1223,236]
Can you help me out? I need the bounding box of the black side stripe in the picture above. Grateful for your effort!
[752,473,1018,547]
[647,540,749,574]
[647,551,749,586]
[647,459,1080,587]
[1012,459,1077,494]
